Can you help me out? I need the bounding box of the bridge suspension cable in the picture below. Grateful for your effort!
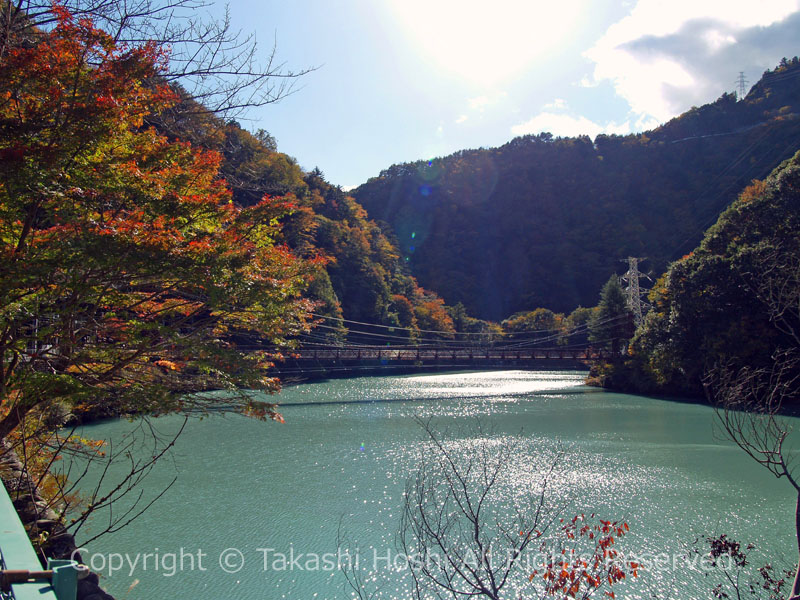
[297,312,630,351]
[306,311,625,340]
[307,312,500,337]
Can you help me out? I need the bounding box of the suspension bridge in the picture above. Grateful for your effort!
[269,311,621,378]
[292,344,601,362]
[272,343,606,378]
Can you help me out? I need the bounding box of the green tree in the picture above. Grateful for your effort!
[446,301,469,332]
[561,306,595,346]
[589,276,634,356]
[502,308,565,342]
[625,151,800,396]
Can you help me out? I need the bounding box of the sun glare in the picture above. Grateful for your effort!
[387,0,584,87]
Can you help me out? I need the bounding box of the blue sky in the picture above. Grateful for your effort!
[219,1,800,189]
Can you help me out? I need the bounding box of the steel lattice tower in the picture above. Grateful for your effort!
[735,72,749,100]
[620,257,649,327]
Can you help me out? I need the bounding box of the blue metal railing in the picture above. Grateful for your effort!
[0,484,81,600]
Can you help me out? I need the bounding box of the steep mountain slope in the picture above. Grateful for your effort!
[353,59,800,321]
[155,109,459,341]
[612,149,800,396]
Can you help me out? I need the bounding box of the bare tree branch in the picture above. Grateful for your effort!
[0,0,316,117]
[396,417,564,600]
[706,240,800,600]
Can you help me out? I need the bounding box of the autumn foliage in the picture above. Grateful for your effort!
[531,514,637,599]
[0,8,317,439]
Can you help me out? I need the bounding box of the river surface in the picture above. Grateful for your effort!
[72,371,797,599]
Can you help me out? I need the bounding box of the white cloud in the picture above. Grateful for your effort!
[510,112,631,139]
[468,96,490,110]
[586,0,800,122]
[703,29,737,52]
[467,91,508,112]
[633,115,661,132]
[605,120,635,135]
[455,114,469,124]
[543,98,568,110]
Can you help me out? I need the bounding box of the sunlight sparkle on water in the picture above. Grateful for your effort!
[405,370,584,399]
[75,370,796,600]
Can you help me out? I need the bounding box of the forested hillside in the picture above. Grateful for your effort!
[156,107,462,342]
[353,59,800,321]
[603,149,800,397]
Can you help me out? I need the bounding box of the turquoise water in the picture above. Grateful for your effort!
[70,371,797,599]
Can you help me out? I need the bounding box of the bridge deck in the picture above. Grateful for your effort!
[290,346,602,362]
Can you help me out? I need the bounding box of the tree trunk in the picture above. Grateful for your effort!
[0,405,23,441]
[790,491,800,600]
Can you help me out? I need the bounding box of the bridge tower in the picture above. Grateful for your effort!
[620,257,650,327]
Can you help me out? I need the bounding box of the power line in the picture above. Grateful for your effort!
[666,108,800,256]
[501,315,629,348]
[669,132,800,260]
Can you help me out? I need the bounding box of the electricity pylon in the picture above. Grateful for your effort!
[735,72,749,100]
[620,257,650,327]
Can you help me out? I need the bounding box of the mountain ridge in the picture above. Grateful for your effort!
[352,58,800,321]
